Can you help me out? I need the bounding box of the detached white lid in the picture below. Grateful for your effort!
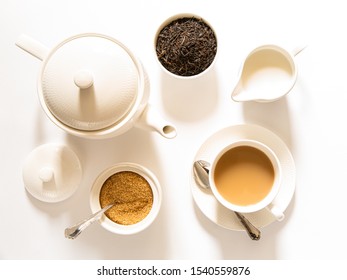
[22,143,82,203]
[40,34,138,131]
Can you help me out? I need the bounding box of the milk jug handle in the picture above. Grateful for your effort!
[15,34,49,61]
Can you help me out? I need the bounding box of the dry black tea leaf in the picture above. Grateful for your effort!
[156,17,217,76]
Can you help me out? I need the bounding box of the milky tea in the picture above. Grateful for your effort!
[213,145,275,206]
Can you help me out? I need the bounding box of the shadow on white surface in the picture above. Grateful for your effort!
[241,97,293,151]
[24,124,171,259]
[62,128,170,259]
[192,192,296,259]
[160,66,219,122]
[67,210,169,259]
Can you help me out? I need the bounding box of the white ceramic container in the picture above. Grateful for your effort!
[16,33,176,139]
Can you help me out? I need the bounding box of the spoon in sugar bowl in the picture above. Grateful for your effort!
[193,160,261,240]
[64,203,114,239]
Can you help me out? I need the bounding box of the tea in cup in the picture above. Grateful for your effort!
[210,139,284,221]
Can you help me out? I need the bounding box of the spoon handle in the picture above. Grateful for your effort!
[234,212,261,241]
[64,204,114,240]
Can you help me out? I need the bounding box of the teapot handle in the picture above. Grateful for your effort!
[15,34,49,61]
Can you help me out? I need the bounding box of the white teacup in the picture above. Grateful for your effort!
[90,163,162,235]
[210,139,284,221]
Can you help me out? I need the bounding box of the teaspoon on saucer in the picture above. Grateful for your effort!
[193,160,261,241]
[64,203,114,239]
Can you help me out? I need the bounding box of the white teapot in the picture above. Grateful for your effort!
[16,33,176,139]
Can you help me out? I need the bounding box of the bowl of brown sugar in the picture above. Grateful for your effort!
[90,163,162,235]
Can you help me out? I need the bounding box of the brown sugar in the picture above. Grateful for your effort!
[99,171,153,225]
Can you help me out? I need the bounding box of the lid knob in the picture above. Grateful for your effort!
[38,166,54,183]
[74,70,94,89]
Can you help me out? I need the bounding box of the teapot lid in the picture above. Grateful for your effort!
[22,143,82,202]
[40,34,139,131]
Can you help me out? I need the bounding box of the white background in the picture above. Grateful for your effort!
[1,0,347,260]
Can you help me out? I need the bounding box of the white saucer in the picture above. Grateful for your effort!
[22,143,82,203]
[191,124,296,230]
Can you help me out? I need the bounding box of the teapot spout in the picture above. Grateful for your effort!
[136,104,177,139]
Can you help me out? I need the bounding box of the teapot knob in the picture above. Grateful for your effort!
[74,70,94,89]
[38,167,54,183]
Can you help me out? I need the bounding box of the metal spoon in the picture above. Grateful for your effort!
[193,160,261,240]
[64,203,114,239]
